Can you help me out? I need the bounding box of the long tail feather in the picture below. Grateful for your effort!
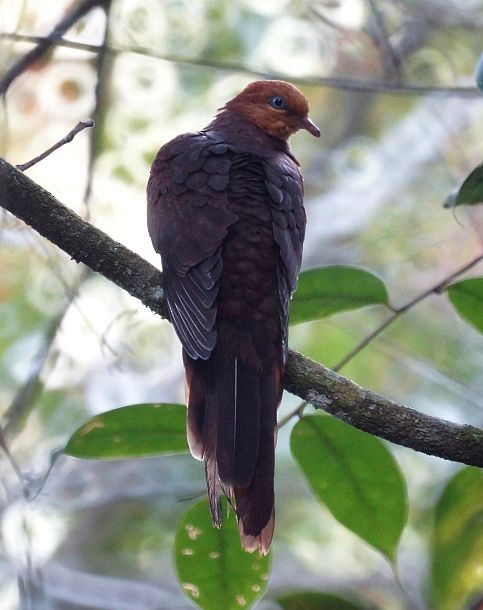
[235,358,279,554]
[184,333,283,554]
[216,358,260,487]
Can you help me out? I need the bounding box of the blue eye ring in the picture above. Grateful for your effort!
[270,95,286,110]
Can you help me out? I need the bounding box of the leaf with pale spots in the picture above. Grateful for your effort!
[175,498,270,610]
[64,403,188,458]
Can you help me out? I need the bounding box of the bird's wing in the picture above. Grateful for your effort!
[263,153,306,360]
[147,133,237,359]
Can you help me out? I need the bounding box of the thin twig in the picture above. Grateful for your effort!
[309,5,350,34]
[16,120,94,171]
[277,401,307,428]
[333,253,483,371]
[25,448,64,502]
[0,0,108,96]
[0,159,481,467]
[0,33,480,98]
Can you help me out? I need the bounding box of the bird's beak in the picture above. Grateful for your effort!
[300,116,320,137]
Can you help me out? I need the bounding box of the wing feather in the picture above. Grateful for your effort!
[264,154,305,360]
[147,133,237,359]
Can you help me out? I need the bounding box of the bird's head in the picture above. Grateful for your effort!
[225,80,320,140]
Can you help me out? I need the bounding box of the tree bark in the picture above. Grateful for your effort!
[0,158,482,467]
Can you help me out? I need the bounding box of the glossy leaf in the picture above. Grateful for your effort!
[444,163,483,208]
[446,278,483,334]
[290,415,407,561]
[277,591,369,610]
[64,403,188,458]
[290,266,389,325]
[431,467,483,610]
[174,498,270,610]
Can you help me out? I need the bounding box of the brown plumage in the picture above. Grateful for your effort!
[147,80,319,554]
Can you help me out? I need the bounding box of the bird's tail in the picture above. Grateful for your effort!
[183,341,282,554]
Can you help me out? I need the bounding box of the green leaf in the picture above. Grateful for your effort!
[277,591,369,610]
[290,266,389,325]
[444,163,483,208]
[290,415,407,561]
[174,498,270,610]
[64,403,188,459]
[446,278,483,334]
[431,467,483,610]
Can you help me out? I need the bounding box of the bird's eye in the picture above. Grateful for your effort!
[270,95,286,110]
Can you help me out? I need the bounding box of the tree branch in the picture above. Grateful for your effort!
[0,158,169,320]
[333,252,483,371]
[366,0,402,83]
[0,33,480,98]
[0,0,109,96]
[0,158,481,467]
[284,351,482,467]
[16,120,94,171]
[84,0,112,206]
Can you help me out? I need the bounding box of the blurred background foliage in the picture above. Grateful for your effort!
[0,0,482,608]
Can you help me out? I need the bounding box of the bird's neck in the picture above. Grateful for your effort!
[204,109,290,155]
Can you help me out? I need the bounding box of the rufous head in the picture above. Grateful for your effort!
[225,80,320,140]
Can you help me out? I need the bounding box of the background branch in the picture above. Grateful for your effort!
[366,0,402,82]
[84,0,112,207]
[333,253,483,371]
[0,0,109,96]
[0,158,481,467]
[0,33,480,98]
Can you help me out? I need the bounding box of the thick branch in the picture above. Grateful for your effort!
[0,158,481,467]
[0,158,168,319]
[284,351,482,467]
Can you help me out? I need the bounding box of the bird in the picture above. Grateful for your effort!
[147,80,319,554]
